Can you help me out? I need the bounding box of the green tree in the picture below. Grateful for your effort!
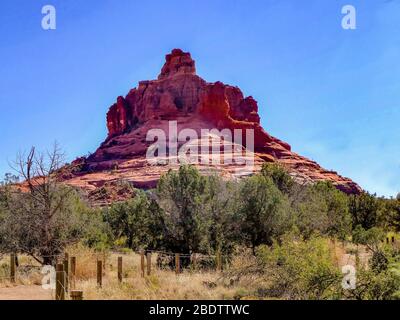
[291,184,330,238]
[238,174,291,253]
[288,182,351,239]
[352,225,385,253]
[202,175,240,256]
[103,190,161,250]
[392,199,400,231]
[349,192,379,230]
[378,197,400,231]
[261,163,294,195]
[313,182,352,239]
[77,204,112,251]
[261,165,351,239]
[156,165,208,254]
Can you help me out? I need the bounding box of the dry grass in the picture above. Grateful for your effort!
[331,241,371,269]
[0,241,368,300]
[0,254,43,287]
[1,250,242,299]
[70,250,238,300]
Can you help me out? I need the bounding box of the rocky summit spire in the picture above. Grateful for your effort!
[158,49,196,80]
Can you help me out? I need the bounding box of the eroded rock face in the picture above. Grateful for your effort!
[63,49,362,199]
[158,48,196,80]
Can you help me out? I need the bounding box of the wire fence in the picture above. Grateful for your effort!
[0,249,225,299]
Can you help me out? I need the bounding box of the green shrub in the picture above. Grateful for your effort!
[256,231,341,299]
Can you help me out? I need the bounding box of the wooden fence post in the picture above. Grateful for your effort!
[175,254,180,274]
[192,253,197,271]
[97,260,102,288]
[70,256,76,290]
[140,251,145,278]
[63,253,69,292]
[146,253,151,276]
[103,251,107,275]
[70,290,83,300]
[10,253,16,283]
[118,256,123,283]
[55,263,65,300]
[216,251,222,272]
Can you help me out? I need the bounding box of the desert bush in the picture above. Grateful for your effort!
[79,205,113,251]
[257,231,341,299]
[352,225,385,252]
[371,251,389,273]
[344,267,400,300]
[222,232,342,300]
[344,230,400,300]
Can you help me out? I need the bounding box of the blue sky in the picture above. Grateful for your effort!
[0,0,399,197]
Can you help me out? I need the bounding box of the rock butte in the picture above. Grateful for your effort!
[58,49,362,204]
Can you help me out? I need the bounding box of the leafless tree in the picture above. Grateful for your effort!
[0,143,84,265]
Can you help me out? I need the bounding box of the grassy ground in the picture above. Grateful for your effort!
[69,246,239,300]
[0,247,239,300]
[0,241,373,300]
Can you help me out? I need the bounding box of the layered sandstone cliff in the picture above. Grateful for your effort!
[61,49,362,199]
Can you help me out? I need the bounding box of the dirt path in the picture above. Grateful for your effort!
[0,285,52,300]
[333,241,371,269]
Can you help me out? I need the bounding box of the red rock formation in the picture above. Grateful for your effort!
[158,49,196,79]
[62,49,362,197]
